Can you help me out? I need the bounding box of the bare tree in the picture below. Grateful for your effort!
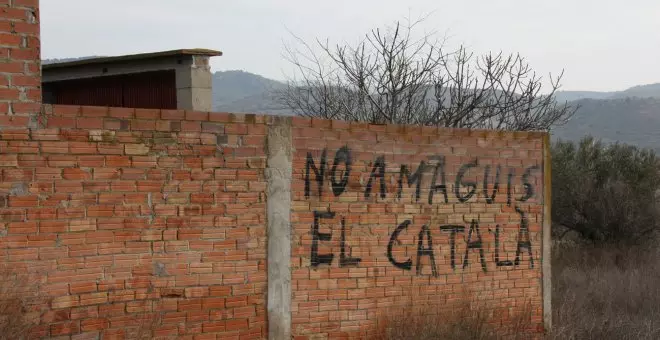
[276,18,576,130]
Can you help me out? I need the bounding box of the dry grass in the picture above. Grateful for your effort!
[371,240,660,339]
[0,264,46,340]
[371,288,537,340]
[550,241,660,340]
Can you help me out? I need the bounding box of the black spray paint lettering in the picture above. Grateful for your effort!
[455,159,478,203]
[311,210,334,267]
[387,220,413,270]
[397,161,426,202]
[310,210,362,267]
[330,146,352,197]
[506,168,515,206]
[304,147,353,198]
[305,150,538,205]
[340,217,361,266]
[302,150,541,273]
[440,225,465,270]
[463,220,487,272]
[517,165,540,202]
[483,165,501,204]
[428,157,449,204]
[494,224,514,267]
[383,220,535,275]
[514,207,534,268]
[416,224,438,277]
[364,155,386,199]
[304,150,327,198]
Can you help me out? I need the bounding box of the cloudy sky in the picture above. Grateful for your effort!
[41,0,660,92]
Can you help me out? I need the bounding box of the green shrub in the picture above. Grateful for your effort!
[551,136,660,244]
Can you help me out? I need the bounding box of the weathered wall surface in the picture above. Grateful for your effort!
[0,105,269,338]
[0,106,548,339]
[290,120,546,338]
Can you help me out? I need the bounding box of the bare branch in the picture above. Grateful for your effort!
[275,17,575,131]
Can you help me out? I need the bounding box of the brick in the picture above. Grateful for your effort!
[106,156,130,167]
[80,318,109,332]
[0,87,19,99]
[125,144,150,155]
[25,88,41,100]
[186,110,208,121]
[47,117,76,128]
[135,108,160,119]
[62,168,91,180]
[131,119,155,131]
[225,123,248,134]
[202,122,224,133]
[50,321,81,336]
[108,107,134,119]
[69,142,97,154]
[161,109,185,120]
[81,106,109,117]
[226,318,248,331]
[9,47,39,61]
[0,61,23,73]
[77,117,104,129]
[12,22,38,35]
[52,295,80,309]
[181,120,202,132]
[80,292,108,306]
[13,0,39,7]
[0,114,29,127]
[11,74,40,86]
[0,154,18,166]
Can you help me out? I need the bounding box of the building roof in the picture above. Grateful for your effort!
[43,48,223,70]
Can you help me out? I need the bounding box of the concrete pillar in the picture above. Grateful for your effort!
[175,55,213,111]
[542,133,552,332]
[265,116,293,340]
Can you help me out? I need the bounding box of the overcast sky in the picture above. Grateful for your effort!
[41,0,660,92]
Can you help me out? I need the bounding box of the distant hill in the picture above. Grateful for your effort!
[551,83,660,152]
[551,96,660,153]
[556,83,660,102]
[555,91,614,102]
[211,70,293,115]
[609,83,660,99]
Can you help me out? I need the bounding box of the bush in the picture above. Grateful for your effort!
[551,136,660,244]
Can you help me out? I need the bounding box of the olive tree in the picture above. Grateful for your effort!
[552,137,660,244]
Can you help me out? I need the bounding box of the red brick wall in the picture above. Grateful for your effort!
[0,105,548,339]
[0,0,41,123]
[0,105,269,338]
[290,119,546,338]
